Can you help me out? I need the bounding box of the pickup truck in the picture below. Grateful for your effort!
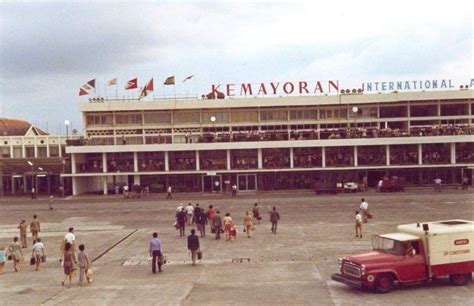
[331,219,474,293]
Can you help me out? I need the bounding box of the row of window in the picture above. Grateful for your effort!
[86,103,473,126]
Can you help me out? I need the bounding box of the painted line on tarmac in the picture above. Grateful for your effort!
[92,229,139,263]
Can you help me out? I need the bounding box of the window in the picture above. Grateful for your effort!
[173,112,200,124]
[115,113,142,125]
[49,146,60,157]
[289,109,317,120]
[230,110,258,123]
[144,112,171,124]
[86,114,113,126]
[1,147,10,158]
[202,111,229,123]
[260,110,288,121]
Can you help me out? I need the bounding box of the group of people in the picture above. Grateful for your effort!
[0,216,92,287]
[151,202,281,274]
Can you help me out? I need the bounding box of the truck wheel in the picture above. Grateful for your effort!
[375,274,394,293]
[449,273,472,286]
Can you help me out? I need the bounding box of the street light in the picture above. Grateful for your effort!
[27,161,34,198]
[351,106,359,128]
[64,120,70,140]
[210,116,216,141]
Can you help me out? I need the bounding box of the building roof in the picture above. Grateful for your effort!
[0,118,48,136]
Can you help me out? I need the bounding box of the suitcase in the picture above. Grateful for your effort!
[30,257,36,265]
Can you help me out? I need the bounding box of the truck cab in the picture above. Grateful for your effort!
[332,219,473,293]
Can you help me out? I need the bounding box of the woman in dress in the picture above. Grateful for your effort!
[62,242,76,286]
[243,211,254,238]
[222,213,234,241]
[8,237,23,272]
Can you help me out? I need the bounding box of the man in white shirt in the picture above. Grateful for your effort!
[186,203,194,225]
[176,203,184,212]
[434,178,442,192]
[63,227,77,262]
[355,211,363,238]
[167,186,173,199]
[359,198,369,223]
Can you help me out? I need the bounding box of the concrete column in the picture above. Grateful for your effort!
[258,148,263,169]
[71,153,77,174]
[227,149,231,170]
[11,176,15,195]
[450,143,456,164]
[386,145,390,166]
[46,138,50,157]
[418,144,423,165]
[322,147,326,168]
[290,147,294,168]
[354,146,358,167]
[196,151,200,171]
[58,136,62,157]
[34,139,38,158]
[103,177,108,195]
[22,138,26,158]
[165,151,169,171]
[72,177,78,196]
[103,152,108,173]
[133,152,138,172]
[9,138,13,158]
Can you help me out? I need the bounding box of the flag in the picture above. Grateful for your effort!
[125,78,138,90]
[79,87,89,96]
[164,76,175,85]
[182,75,194,82]
[139,78,154,98]
[78,79,95,96]
[107,78,117,86]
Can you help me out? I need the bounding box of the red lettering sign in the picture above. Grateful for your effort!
[226,84,235,97]
[270,82,279,94]
[240,83,253,96]
[299,81,309,94]
[258,83,267,95]
[283,82,294,94]
[454,239,469,246]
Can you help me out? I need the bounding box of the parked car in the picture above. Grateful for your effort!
[344,182,359,193]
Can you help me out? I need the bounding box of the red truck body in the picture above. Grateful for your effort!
[332,220,474,293]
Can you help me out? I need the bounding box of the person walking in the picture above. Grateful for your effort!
[17,220,28,248]
[186,203,194,225]
[31,238,45,271]
[359,199,369,223]
[8,237,23,272]
[0,246,6,274]
[176,208,187,237]
[223,213,234,241]
[243,211,254,238]
[149,232,163,274]
[196,209,207,237]
[61,242,76,286]
[31,187,36,200]
[48,194,54,210]
[212,210,223,240]
[62,227,77,260]
[462,176,469,190]
[207,205,216,225]
[77,244,91,285]
[231,184,237,197]
[434,177,442,192]
[187,229,200,266]
[355,211,363,238]
[193,204,202,225]
[166,186,173,199]
[252,203,261,224]
[30,215,40,245]
[269,207,280,234]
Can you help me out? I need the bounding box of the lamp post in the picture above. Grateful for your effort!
[64,120,70,140]
[351,106,359,128]
[210,116,216,141]
[27,160,35,199]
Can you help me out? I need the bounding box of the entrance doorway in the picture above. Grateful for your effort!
[367,170,386,187]
[237,174,257,191]
[202,175,222,192]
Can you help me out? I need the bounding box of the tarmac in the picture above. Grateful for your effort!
[0,188,473,305]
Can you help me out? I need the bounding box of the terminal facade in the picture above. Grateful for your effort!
[66,89,474,195]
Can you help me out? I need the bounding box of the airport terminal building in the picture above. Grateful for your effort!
[66,89,473,195]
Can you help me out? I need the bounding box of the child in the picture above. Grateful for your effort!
[0,246,6,274]
[77,244,91,285]
[355,211,363,238]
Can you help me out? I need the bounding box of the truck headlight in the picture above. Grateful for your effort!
[361,264,366,275]
[338,258,343,268]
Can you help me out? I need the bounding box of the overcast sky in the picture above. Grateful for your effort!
[0,1,472,134]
